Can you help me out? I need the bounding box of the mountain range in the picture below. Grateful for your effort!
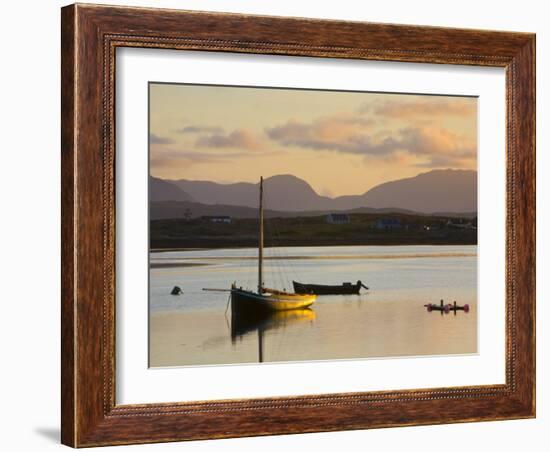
[150,177,194,202]
[150,169,477,216]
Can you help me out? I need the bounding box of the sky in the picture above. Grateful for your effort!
[149,83,477,197]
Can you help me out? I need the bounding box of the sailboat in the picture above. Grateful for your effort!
[230,176,317,314]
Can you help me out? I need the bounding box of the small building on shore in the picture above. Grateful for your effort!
[326,213,350,224]
[375,218,402,230]
[201,215,232,224]
[446,219,476,230]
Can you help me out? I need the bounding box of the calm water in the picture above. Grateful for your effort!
[149,245,477,367]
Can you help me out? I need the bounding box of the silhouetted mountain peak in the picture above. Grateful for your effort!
[264,174,307,183]
[360,169,477,213]
[149,176,194,202]
[153,170,477,214]
[262,174,317,192]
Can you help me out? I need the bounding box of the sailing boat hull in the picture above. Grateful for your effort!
[231,287,316,314]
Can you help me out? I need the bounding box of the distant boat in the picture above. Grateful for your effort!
[424,300,470,314]
[293,280,369,295]
[230,176,317,315]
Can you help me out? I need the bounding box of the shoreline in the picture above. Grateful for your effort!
[150,252,477,265]
[151,242,477,253]
[149,262,212,269]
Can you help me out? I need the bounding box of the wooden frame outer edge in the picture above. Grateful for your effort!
[61,4,77,447]
[61,3,536,447]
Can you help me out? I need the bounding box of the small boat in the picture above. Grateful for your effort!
[170,286,183,295]
[293,280,368,295]
[424,300,470,314]
[230,177,317,314]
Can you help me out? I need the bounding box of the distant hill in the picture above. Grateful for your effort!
[152,169,477,214]
[150,200,476,221]
[169,174,334,211]
[150,176,194,202]
[332,169,477,213]
[150,200,370,221]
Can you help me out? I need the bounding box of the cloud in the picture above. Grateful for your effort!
[266,114,475,168]
[266,116,389,155]
[177,125,224,134]
[360,97,477,119]
[266,115,375,153]
[149,133,175,145]
[196,129,263,150]
[396,127,476,167]
[413,154,473,168]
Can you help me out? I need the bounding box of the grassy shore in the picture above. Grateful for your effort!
[150,212,477,249]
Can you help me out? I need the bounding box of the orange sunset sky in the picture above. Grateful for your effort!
[149,83,477,197]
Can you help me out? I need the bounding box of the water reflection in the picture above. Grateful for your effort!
[149,245,478,366]
[231,309,316,362]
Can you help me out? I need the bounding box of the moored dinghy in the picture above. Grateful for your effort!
[293,280,369,295]
[230,176,317,314]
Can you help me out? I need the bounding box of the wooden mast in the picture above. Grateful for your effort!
[258,176,264,294]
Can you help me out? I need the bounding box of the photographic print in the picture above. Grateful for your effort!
[148,83,478,367]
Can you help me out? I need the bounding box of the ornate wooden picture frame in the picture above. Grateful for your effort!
[61,3,535,447]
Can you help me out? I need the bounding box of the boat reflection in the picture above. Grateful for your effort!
[231,308,316,339]
[230,308,316,362]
